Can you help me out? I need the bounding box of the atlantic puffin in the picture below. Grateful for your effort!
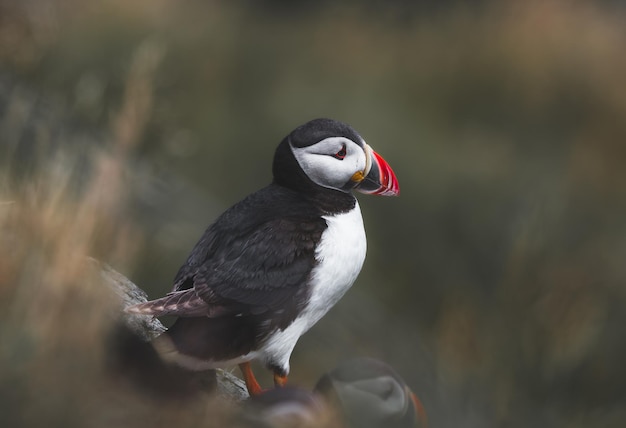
[238,358,427,428]
[315,357,428,428]
[126,118,399,395]
[239,386,326,427]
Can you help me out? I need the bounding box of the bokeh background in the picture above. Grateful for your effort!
[2,0,626,427]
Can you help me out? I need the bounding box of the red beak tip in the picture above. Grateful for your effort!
[370,150,400,196]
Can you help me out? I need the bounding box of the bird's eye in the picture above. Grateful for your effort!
[333,144,347,160]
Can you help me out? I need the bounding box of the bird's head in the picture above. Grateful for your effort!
[314,357,428,428]
[273,118,400,197]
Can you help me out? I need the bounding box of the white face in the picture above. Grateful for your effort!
[290,137,368,191]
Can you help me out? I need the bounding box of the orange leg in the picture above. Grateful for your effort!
[239,362,263,396]
[273,372,288,388]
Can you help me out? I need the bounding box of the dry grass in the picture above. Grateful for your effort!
[0,42,235,427]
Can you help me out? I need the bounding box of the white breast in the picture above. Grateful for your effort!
[259,201,367,372]
[306,201,367,324]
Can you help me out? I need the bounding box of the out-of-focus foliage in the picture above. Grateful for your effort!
[2,0,626,426]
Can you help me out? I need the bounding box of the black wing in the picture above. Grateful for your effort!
[165,185,327,320]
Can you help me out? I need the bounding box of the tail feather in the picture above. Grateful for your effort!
[125,289,209,317]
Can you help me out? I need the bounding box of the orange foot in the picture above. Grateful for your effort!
[239,362,264,396]
[273,372,288,388]
[238,362,289,396]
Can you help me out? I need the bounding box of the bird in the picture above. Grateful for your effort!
[314,357,428,428]
[237,357,427,428]
[238,386,327,428]
[126,118,400,396]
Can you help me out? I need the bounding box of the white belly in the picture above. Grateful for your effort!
[260,202,367,371]
[305,202,367,326]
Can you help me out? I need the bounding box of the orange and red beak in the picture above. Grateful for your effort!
[354,145,400,196]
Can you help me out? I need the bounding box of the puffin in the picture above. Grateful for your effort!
[126,118,400,395]
[239,386,326,427]
[237,358,427,428]
[314,357,428,428]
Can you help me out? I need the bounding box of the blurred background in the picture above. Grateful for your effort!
[1,0,626,427]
